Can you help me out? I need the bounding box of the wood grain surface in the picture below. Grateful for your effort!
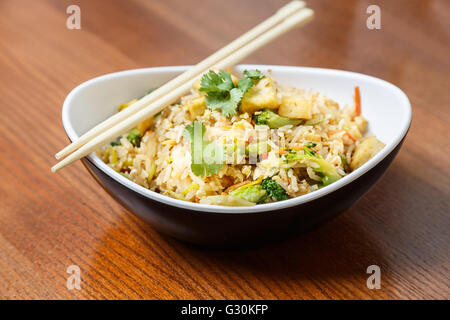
[0,0,448,299]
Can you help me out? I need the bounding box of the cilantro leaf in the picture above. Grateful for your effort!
[237,77,254,94]
[199,69,264,117]
[243,69,264,81]
[183,121,224,177]
[204,87,243,117]
[199,70,234,94]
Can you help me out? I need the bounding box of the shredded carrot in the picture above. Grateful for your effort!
[146,130,153,134]
[290,145,305,150]
[279,150,289,155]
[354,86,361,116]
[328,129,357,142]
[345,131,357,142]
[227,67,232,75]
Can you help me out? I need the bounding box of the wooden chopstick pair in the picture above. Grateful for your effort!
[52,1,314,172]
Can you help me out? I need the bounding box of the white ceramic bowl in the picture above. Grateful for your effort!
[62,65,411,246]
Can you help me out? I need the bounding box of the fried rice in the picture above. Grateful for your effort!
[98,70,384,206]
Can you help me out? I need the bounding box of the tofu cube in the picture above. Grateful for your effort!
[137,117,153,134]
[240,77,279,114]
[185,97,206,119]
[350,136,385,170]
[278,97,313,120]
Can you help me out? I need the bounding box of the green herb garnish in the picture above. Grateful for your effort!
[199,69,263,117]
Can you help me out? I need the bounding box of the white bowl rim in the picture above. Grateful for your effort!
[62,65,412,214]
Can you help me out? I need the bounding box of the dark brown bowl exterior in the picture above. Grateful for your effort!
[82,139,404,248]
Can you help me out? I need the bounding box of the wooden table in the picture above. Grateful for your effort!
[0,0,448,300]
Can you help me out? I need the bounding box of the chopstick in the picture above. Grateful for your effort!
[55,0,306,160]
[51,7,314,172]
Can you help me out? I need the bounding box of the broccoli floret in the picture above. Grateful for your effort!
[230,177,289,203]
[261,177,289,201]
[254,109,302,129]
[127,128,142,147]
[230,184,268,204]
[285,150,341,186]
